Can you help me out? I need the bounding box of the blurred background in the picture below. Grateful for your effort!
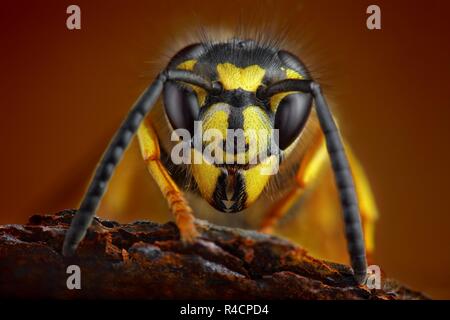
[1,0,450,298]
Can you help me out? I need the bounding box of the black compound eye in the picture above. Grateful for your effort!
[163,81,199,136]
[274,93,313,150]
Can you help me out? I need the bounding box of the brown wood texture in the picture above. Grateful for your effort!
[0,210,426,299]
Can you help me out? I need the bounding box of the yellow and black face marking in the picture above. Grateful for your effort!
[64,38,370,284]
[164,40,313,212]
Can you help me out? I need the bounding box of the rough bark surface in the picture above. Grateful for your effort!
[0,210,426,299]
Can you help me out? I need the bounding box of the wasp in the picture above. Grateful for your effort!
[63,38,377,284]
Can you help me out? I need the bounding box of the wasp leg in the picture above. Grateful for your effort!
[260,133,378,261]
[137,118,199,243]
[259,131,327,234]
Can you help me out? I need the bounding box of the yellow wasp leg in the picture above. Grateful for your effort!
[137,118,199,242]
[259,132,327,234]
[260,134,378,260]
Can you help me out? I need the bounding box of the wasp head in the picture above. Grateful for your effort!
[163,39,312,213]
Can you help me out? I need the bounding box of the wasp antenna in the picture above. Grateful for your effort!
[62,72,167,257]
[63,68,215,256]
[264,79,313,97]
[166,69,212,91]
[310,82,367,284]
[246,77,368,283]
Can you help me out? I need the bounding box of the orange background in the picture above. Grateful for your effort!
[1,0,450,298]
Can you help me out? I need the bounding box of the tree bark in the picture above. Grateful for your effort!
[0,210,426,299]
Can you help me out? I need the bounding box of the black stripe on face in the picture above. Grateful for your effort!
[227,107,243,131]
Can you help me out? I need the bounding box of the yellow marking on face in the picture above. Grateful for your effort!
[191,148,222,202]
[285,68,304,80]
[176,59,206,106]
[216,63,266,92]
[242,155,278,206]
[243,106,272,132]
[219,106,272,163]
[177,59,197,71]
[242,106,272,161]
[203,109,229,138]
